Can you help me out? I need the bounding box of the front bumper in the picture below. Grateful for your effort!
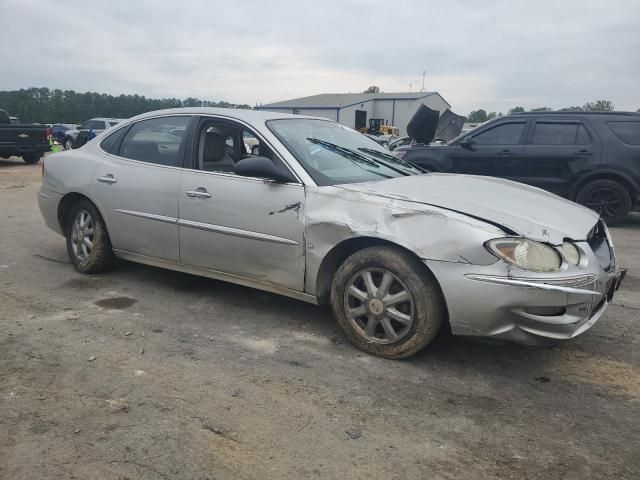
[426,244,624,345]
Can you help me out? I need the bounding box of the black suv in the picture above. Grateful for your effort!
[396,111,640,225]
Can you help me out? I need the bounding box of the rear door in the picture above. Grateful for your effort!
[448,120,527,176]
[92,115,193,262]
[178,116,305,291]
[520,119,602,197]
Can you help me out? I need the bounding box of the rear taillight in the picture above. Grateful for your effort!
[45,127,52,142]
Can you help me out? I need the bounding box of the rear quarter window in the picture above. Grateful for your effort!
[100,126,128,154]
[607,121,640,145]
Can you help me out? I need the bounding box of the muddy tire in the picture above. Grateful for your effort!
[331,246,445,359]
[65,200,115,274]
[576,179,631,226]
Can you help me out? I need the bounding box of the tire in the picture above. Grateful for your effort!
[64,137,74,150]
[22,153,41,164]
[251,145,260,155]
[65,200,115,274]
[576,179,632,226]
[331,246,445,359]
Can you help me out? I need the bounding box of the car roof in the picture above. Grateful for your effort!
[89,117,124,122]
[511,111,640,117]
[125,107,328,124]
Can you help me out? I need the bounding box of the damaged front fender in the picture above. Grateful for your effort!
[304,186,504,297]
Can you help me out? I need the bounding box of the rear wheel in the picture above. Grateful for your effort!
[331,246,444,359]
[22,153,41,164]
[576,179,631,226]
[65,200,115,273]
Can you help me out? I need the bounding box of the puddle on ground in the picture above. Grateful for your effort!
[94,297,137,310]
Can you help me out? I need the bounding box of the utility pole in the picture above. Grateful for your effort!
[420,70,426,92]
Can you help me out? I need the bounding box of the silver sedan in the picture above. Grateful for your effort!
[38,108,625,359]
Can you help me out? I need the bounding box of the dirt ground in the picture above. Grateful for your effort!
[1,155,639,479]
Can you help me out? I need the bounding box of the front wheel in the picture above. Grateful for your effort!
[331,246,445,359]
[576,179,631,226]
[65,200,115,273]
[64,137,74,150]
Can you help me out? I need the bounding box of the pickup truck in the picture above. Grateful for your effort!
[0,109,51,163]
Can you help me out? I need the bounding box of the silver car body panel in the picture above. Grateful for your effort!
[178,169,305,291]
[38,107,620,346]
[335,173,600,244]
[93,154,181,262]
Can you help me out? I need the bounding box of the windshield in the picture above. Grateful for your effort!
[268,119,423,186]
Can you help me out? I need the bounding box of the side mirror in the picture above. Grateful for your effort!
[234,156,296,183]
[460,136,476,150]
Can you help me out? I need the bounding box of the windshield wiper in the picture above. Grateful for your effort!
[357,147,425,172]
[307,138,380,168]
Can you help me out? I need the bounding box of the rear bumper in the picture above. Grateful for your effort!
[0,144,50,156]
[37,186,64,236]
[426,246,623,345]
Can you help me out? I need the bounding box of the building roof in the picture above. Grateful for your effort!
[258,92,440,109]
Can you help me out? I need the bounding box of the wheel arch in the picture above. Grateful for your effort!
[57,192,109,234]
[572,169,640,202]
[314,236,449,319]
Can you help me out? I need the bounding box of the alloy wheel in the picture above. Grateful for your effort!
[344,268,415,344]
[584,187,621,219]
[70,210,95,261]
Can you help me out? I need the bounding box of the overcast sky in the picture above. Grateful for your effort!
[1,0,638,114]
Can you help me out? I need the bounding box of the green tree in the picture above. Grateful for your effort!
[508,106,525,114]
[467,109,488,123]
[0,88,251,123]
[363,86,381,94]
[531,107,553,112]
[487,112,497,120]
[583,100,614,111]
[558,106,584,111]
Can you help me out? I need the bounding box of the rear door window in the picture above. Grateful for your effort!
[472,122,525,145]
[607,121,640,145]
[532,122,590,145]
[118,116,191,167]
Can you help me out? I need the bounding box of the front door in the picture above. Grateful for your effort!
[92,115,192,262]
[355,110,367,131]
[450,121,527,176]
[178,117,305,291]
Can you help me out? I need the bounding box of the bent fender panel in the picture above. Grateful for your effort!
[304,186,504,295]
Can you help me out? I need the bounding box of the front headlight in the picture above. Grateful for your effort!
[485,238,562,272]
[560,241,581,266]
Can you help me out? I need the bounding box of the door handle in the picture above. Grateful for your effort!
[499,150,513,157]
[185,188,211,199]
[573,150,593,156]
[97,174,117,184]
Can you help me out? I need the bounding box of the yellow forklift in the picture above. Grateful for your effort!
[365,118,399,137]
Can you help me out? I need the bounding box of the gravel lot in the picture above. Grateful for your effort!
[1,155,639,479]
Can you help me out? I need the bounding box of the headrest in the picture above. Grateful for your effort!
[203,132,227,163]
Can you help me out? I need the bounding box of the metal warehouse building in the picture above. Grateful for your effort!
[256,92,451,136]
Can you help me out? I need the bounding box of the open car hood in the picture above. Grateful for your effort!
[406,105,465,144]
[337,173,600,244]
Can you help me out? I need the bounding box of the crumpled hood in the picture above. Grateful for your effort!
[337,173,600,244]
